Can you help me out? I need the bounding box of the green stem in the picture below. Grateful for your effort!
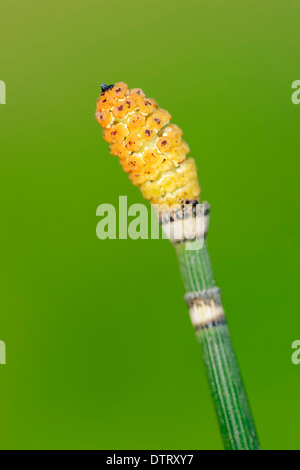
[175,240,260,450]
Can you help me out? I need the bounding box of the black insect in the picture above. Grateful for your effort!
[100,83,114,92]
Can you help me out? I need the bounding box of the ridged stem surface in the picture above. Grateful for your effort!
[175,240,260,450]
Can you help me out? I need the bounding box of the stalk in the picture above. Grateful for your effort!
[174,226,260,450]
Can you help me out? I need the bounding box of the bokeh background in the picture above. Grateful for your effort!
[0,0,299,450]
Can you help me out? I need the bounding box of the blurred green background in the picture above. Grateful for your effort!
[0,0,299,450]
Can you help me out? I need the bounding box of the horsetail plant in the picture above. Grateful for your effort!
[95,82,260,450]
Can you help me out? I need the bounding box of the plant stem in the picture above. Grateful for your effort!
[175,239,260,450]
